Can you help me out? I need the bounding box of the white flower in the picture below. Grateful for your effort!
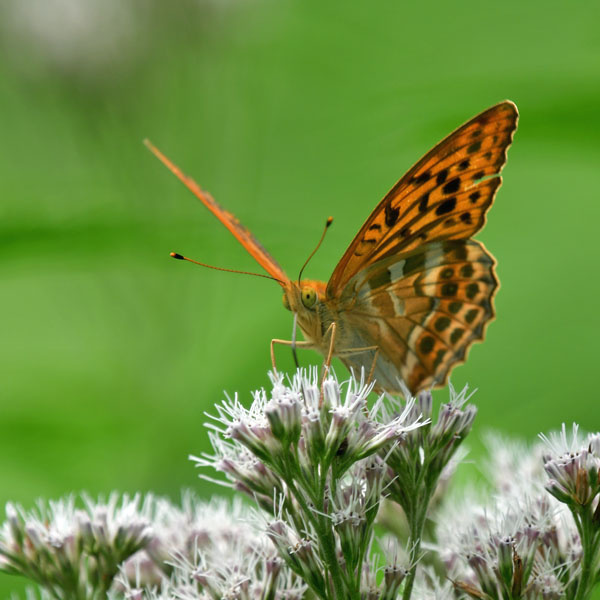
[0,493,153,597]
[433,433,581,598]
[197,369,425,495]
[540,423,600,506]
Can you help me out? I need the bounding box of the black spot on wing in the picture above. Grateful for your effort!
[441,283,458,296]
[403,252,426,276]
[466,282,479,299]
[450,244,468,260]
[467,140,482,154]
[385,202,400,227]
[450,328,465,344]
[368,268,392,290]
[433,348,446,369]
[420,336,435,354]
[436,169,449,185]
[434,316,451,332]
[435,197,457,216]
[442,177,461,195]
[413,170,431,184]
[449,301,462,313]
[460,264,474,278]
[465,308,478,323]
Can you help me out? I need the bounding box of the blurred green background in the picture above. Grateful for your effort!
[1,0,599,595]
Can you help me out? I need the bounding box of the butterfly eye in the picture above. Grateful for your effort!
[301,287,318,308]
[282,293,291,311]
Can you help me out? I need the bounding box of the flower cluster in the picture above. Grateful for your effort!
[0,493,306,600]
[376,383,477,597]
[197,369,424,486]
[0,494,152,598]
[195,369,427,599]
[540,424,600,599]
[431,425,600,599]
[2,370,600,600]
[438,493,576,599]
[382,384,477,504]
[541,424,600,509]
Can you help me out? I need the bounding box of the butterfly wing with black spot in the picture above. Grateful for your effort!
[327,101,518,297]
[335,239,497,394]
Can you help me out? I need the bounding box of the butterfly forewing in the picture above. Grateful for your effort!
[144,140,290,285]
[337,240,497,393]
[327,101,518,297]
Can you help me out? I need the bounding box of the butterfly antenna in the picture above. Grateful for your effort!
[170,252,285,284]
[297,217,333,283]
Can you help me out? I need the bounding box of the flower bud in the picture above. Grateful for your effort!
[381,564,407,599]
[265,394,302,446]
[496,536,514,589]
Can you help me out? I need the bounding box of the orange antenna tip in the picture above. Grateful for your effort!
[170,252,184,260]
[326,216,333,227]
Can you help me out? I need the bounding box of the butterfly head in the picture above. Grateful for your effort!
[281,279,328,344]
[280,279,326,339]
[282,280,327,313]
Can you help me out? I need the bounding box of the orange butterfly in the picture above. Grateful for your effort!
[146,101,518,394]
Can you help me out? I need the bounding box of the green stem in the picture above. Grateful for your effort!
[317,467,353,600]
[318,517,354,599]
[573,508,600,600]
[401,493,429,600]
[284,469,347,600]
[401,457,436,600]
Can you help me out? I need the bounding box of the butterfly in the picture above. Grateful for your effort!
[145,101,518,394]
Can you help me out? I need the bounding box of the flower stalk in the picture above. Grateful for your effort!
[380,385,477,600]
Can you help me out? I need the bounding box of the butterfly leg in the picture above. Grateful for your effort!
[270,338,314,374]
[366,347,380,386]
[338,345,380,386]
[322,321,337,379]
[315,322,338,405]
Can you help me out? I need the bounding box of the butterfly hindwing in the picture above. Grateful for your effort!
[327,101,517,297]
[337,240,497,393]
